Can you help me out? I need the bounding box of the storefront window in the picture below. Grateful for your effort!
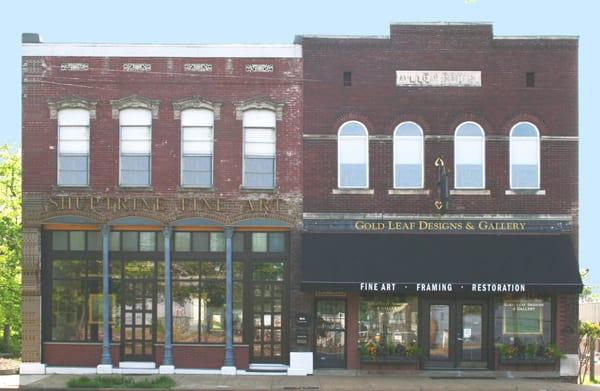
[358,296,419,361]
[494,297,552,359]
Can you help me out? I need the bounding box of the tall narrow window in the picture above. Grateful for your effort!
[243,109,276,189]
[454,122,485,189]
[120,108,152,186]
[57,109,90,186]
[510,122,540,189]
[181,109,214,187]
[338,121,369,188]
[393,122,424,188]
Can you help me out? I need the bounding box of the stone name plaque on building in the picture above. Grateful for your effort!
[396,70,481,87]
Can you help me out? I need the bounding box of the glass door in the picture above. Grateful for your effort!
[314,299,346,368]
[121,261,155,361]
[423,299,488,369]
[250,262,285,363]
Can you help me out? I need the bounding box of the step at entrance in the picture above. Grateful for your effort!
[247,363,289,373]
[119,361,156,369]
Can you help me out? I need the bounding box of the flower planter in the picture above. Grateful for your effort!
[499,357,557,364]
[360,357,418,364]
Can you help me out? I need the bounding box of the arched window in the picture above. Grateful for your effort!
[338,121,369,188]
[393,122,424,188]
[181,109,214,187]
[119,108,152,186]
[243,109,276,189]
[454,121,485,189]
[510,122,540,189]
[57,108,90,186]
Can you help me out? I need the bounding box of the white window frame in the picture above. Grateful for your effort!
[393,121,424,189]
[180,109,214,188]
[242,110,277,189]
[57,108,90,187]
[337,120,369,189]
[454,121,486,189]
[118,108,152,187]
[509,121,540,190]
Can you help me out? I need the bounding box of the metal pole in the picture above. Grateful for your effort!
[163,226,173,366]
[101,224,112,365]
[223,227,235,367]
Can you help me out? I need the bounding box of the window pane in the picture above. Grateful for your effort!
[210,232,225,252]
[59,140,89,154]
[69,231,86,251]
[358,296,419,361]
[244,158,274,188]
[339,122,367,136]
[233,233,244,252]
[109,232,121,251]
[175,232,191,252]
[172,261,201,280]
[58,169,88,186]
[182,156,212,187]
[157,231,164,252]
[52,279,86,341]
[121,232,138,251]
[512,165,539,188]
[139,232,156,252]
[456,122,484,137]
[53,259,87,279]
[252,262,284,281]
[234,281,244,344]
[339,138,367,164]
[173,281,200,343]
[202,262,226,280]
[512,123,538,137]
[494,298,552,354]
[87,231,101,251]
[395,164,422,188]
[268,233,285,252]
[340,164,367,187]
[192,232,209,252]
[52,231,68,251]
[252,233,268,252]
[200,282,225,343]
[456,164,483,188]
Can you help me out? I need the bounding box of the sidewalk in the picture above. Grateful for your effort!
[8,373,600,391]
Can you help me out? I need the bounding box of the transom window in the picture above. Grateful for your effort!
[510,122,540,189]
[243,110,276,189]
[338,121,369,188]
[393,122,424,188]
[181,109,214,187]
[57,109,90,186]
[454,121,485,189]
[120,108,152,187]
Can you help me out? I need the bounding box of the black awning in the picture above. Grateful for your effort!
[302,234,582,294]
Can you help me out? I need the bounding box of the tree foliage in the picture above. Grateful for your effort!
[0,145,22,341]
[578,321,600,384]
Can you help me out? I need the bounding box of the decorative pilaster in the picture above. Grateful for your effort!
[222,227,236,374]
[160,226,174,372]
[100,225,112,365]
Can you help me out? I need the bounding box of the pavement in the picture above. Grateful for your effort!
[1,372,599,391]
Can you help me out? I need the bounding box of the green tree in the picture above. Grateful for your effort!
[0,145,21,352]
[579,321,600,384]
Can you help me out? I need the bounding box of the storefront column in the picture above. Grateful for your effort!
[221,227,236,374]
[97,224,112,373]
[160,226,175,373]
[346,292,360,370]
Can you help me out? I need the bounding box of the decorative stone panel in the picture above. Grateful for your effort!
[21,227,42,362]
[245,64,274,73]
[184,63,213,73]
[234,96,284,121]
[123,63,151,72]
[22,227,42,296]
[110,95,160,119]
[48,96,98,119]
[21,296,41,362]
[172,97,222,120]
[60,63,89,71]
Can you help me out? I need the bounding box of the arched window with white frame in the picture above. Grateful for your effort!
[454,121,485,189]
[510,122,540,189]
[181,109,214,187]
[119,108,152,186]
[57,108,90,186]
[338,121,369,188]
[393,122,424,188]
[243,109,276,189]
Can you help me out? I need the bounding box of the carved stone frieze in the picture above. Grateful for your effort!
[245,64,274,73]
[184,63,213,73]
[234,96,284,121]
[172,97,222,120]
[110,95,160,119]
[48,96,98,119]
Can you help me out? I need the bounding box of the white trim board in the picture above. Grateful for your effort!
[22,43,302,58]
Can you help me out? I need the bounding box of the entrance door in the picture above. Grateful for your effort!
[423,299,488,369]
[314,299,346,368]
[250,262,285,363]
[121,261,155,361]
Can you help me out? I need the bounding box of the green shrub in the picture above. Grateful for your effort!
[66,375,175,389]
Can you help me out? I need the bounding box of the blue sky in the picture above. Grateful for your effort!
[3,0,599,286]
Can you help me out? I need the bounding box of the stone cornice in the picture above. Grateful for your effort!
[172,97,222,120]
[48,96,97,119]
[110,95,160,119]
[234,96,284,121]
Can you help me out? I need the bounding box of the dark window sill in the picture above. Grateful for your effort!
[116,186,154,192]
[52,185,93,192]
[178,186,215,193]
[239,187,277,193]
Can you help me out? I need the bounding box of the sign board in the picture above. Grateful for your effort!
[359,282,527,294]
[396,70,481,87]
[304,218,571,235]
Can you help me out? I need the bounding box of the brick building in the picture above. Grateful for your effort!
[297,23,581,375]
[20,22,582,378]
